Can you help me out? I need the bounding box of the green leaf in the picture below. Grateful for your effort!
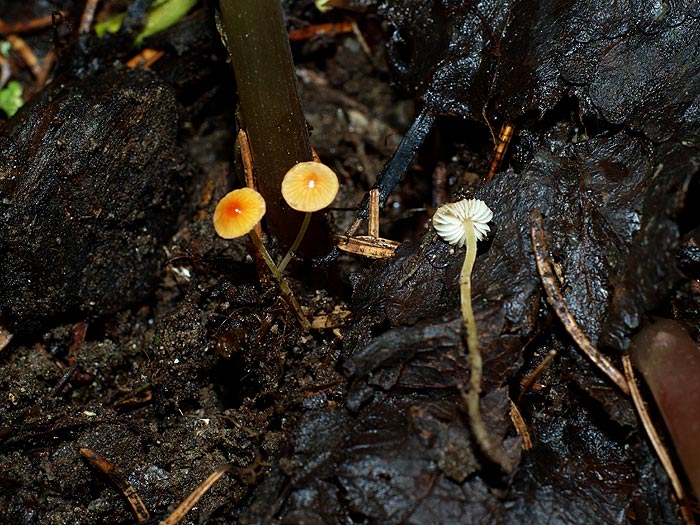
[0,81,24,118]
[93,0,197,45]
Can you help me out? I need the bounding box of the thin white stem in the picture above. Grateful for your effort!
[460,220,511,472]
[278,211,311,274]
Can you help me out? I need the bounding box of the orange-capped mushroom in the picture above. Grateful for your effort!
[213,188,266,239]
[281,161,339,212]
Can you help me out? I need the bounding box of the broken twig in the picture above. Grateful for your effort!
[622,356,696,525]
[509,399,533,450]
[159,465,235,525]
[518,349,557,402]
[485,123,513,182]
[80,448,150,523]
[529,209,629,395]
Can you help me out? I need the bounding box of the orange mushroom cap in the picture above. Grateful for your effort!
[213,188,266,239]
[281,161,339,212]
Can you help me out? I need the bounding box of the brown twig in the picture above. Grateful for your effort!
[34,48,55,90]
[0,12,68,35]
[80,448,150,523]
[529,209,630,395]
[159,465,236,525]
[238,130,263,240]
[350,20,373,62]
[287,21,353,42]
[126,48,165,69]
[509,398,533,450]
[0,55,11,89]
[622,356,696,525]
[485,123,513,182]
[0,325,13,353]
[518,349,557,402]
[6,34,42,78]
[367,189,380,237]
[78,0,100,34]
[237,129,270,285]
[432,162,448,208]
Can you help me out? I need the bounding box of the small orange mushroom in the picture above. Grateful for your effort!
[213,187,266,239]
[281,161,339,212]
[212,187,310,331]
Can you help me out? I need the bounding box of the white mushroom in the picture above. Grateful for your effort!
[432,198,510,471]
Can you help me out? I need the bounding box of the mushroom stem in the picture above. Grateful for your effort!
[277,211,312,274]
[248,231,311,332]
[459,220,512,472]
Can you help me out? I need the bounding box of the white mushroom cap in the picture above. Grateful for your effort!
[432,199,493,247]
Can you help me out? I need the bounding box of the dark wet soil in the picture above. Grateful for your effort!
[1,1,699,524]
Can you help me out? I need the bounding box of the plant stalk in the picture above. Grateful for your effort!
[218,0,330,255]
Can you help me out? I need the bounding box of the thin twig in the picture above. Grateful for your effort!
[529,209,629,395]
[0,55,11,89]
[0,326,13,353]
[34,48,55,89]
[432,162,448,208]
[622,356,696,525]
[78,0,100,34]
[238,130,263,240]
[485,123,513,182]
[0,12,68,35]
[509,399,533,450]
[159,465,235,525]
[287,21,353,42]
[80,448,150,523]
[518,349,557,402]
[6,34,41,78]
[367,189,380,237]
[350,20,373,62]
[126,48,165,69]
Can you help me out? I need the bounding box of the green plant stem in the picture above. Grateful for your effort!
[219,0,332,255]
[460,220,512,472]
[249,231,310,332]
[277,212,311,274]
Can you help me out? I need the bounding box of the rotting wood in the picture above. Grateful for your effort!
[529,209,630,395]
[337,189,400,258]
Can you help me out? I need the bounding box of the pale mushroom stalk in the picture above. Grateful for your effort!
[433,199,512,472]
[248,230,311,332]
[277,211,311,274]
[459,219,510,471]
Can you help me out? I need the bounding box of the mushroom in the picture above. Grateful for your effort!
[432,198,511,471]
[213,187,266,239]
[213,188,310,331]
[278,161,339,272]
